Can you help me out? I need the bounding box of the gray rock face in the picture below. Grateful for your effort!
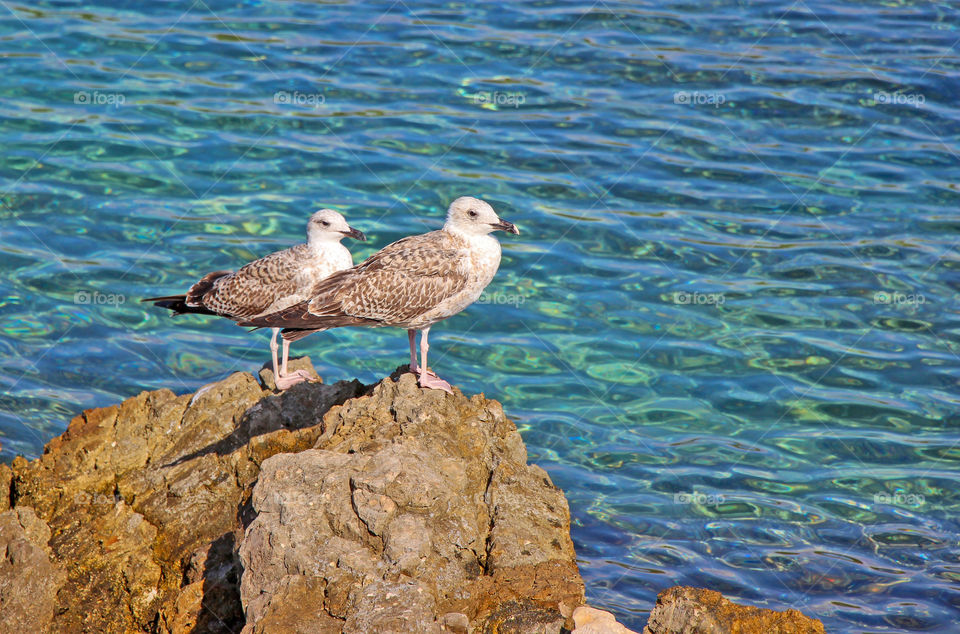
[238,372,584,633]
[0,506,66,632]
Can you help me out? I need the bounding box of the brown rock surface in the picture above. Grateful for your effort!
[642,586,826,634]
[0,505,66,632]
[3,361,583,632]
[1,358,827,633]
[8,362,364,633]
[237,372,583,633]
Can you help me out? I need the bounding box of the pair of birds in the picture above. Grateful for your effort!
[145,197,519,392]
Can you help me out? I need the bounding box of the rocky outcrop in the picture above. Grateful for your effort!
[642,586,826,634]
[0,506,66,632]
[0,357,826,633]
[237,371,583,632]
[0,359,583,632]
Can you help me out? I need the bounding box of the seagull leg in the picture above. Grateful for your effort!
[269,328,281,380]
[408,329,419,373]
[275,332,316,390]
[416,327,452,394]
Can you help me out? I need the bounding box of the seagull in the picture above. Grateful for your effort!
[143,209,366,389]
[238,196,519,393]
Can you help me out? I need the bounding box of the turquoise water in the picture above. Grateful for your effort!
[2,0,959,630]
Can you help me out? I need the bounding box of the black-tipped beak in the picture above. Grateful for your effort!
[491,219,520,235]
[342,226,367,241]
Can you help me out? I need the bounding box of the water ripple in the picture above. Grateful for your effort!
[2,0,959,631]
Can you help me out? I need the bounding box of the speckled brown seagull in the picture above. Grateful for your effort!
[239,196,519,393]
[143,209,366,389]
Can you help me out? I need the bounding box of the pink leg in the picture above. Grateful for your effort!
[416,327,452,393]
[408,329,419,373]
[275,333,315,390]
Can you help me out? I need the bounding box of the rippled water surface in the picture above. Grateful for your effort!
[2,1,959,631]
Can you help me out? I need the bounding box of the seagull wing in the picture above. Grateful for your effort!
[201,245,306,319]
[240,231,470,330]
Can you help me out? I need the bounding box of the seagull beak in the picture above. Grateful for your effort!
[342,226,367,241]
[490,219,520,235]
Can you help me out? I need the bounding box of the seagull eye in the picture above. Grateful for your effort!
[321,221,330,227]
[467,210,478,218]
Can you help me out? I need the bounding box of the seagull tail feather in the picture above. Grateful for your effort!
[141,295,218,317]
[142,270,232,317]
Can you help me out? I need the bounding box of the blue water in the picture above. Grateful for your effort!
[2,1,959,631]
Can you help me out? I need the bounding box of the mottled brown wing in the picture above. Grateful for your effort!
[351,232,460,276]
[312,231,469,324]
[201,246,304,319]
[185,270,232,307]
[239,231,469,329]
[326,264,466,324]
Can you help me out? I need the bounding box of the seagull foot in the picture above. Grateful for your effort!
[417,369,453,394]
[275,369,317,390]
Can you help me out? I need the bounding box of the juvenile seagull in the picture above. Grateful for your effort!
[239,196,519,393]
[143,209,366,389]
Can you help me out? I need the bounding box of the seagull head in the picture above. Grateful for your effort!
[443,196,519,237]
[307,209,366,244]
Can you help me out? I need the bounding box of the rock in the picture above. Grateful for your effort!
[8,365,364,633]
[0,463,11,512]
[237,372,584,633]
[1,359,826,633]
[572,606,638,633]
[442,612,470,633]
[642,586,826,634]
[3,362,583,632]
[0,506,66,632]
[158,534,243,633]
[258,355,321,392]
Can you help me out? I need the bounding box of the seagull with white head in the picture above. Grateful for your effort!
[239,196,519,393]
[144,209,366,389]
